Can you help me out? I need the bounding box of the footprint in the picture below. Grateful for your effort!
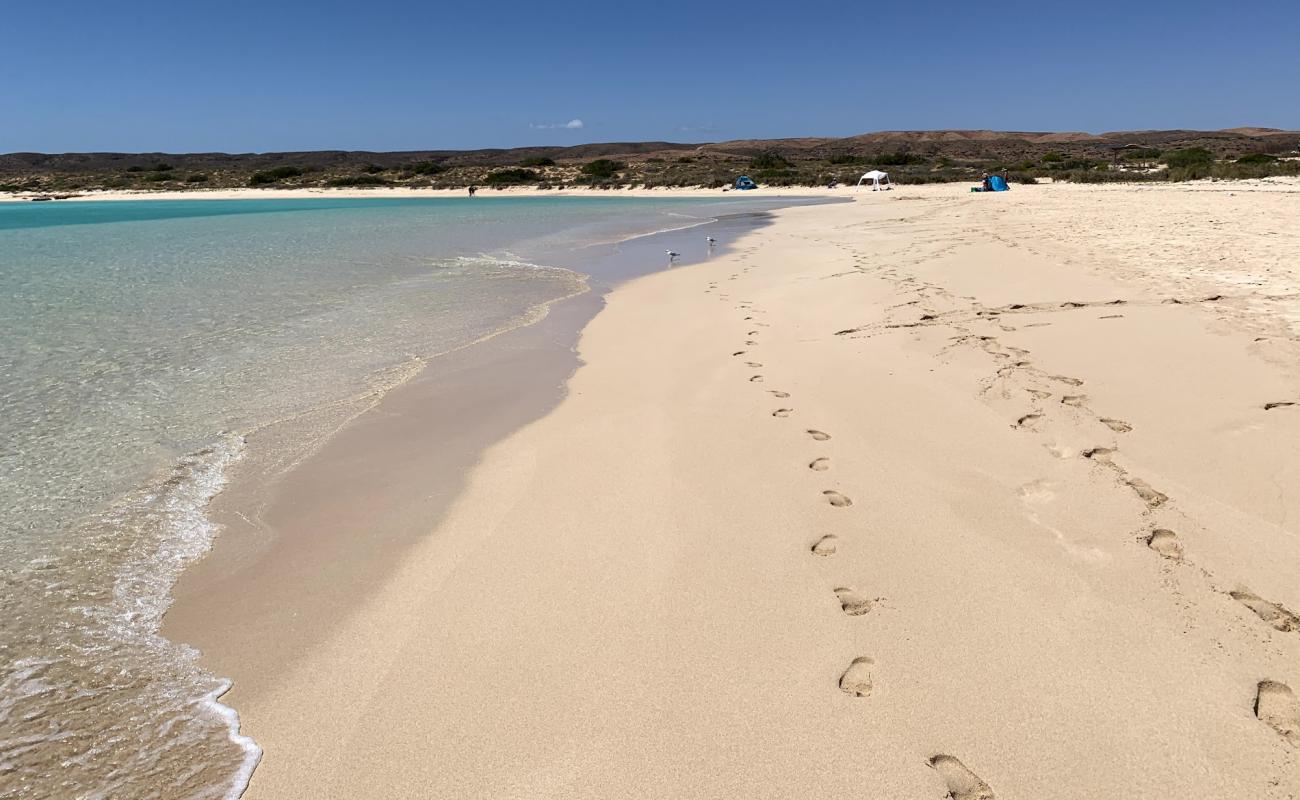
[1128,478,1168,507]
[1044,442,1075,459]
[745,362,763,368]
[833,587,872,616]
[807,429,831,441]
[1026,389,1052,400]
[823,490,853,507]
[810,534,838,557]
[750,375,764,383]
[732,351,746,357]
[1082,446,1115,462]
[768,390,790,399]
[838,656,874,697]
[1061,395,1087,407]
[1101,418,1133,433]
[745,340,758,346]
[1146,529,1183,560]
[1255,681,1300,745]
[1050,375,1084,387]
[1015,413,1043,429]
[809,457,830,471]
[772,408,793,418]
[1265,401,1296,411]
[928,755,996,800]
[1229,589,1300,632]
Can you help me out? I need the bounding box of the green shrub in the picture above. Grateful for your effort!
[1054,169,1159,184]
[1046,158,1102,171]
[325,175,390,187]
[521,157,555,167]
[1042,151,1064,163]
[828,154,862,165]
[485,168,541,185]
[407,161,447,175]
[1166,164,1212,181]
[1163,147,1214,168]
[1235,152,1277,164]
[185,173,209,183]
[581,159,626,178]
[1121,148,1162,161]
[362,163,385,174]
[749,152,791,170]
[676,156,696,164]
[144,172,172,182]
[248,166,305,186]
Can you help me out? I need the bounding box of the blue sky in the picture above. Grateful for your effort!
[3,0,1297,153]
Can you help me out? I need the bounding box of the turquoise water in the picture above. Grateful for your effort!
[0,195,807,799]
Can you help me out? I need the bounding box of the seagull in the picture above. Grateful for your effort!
[705,236,717,246]
[666,250,680,261]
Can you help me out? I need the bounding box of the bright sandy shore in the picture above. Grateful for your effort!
[182,181,1299,798]
[4,177,1297,204]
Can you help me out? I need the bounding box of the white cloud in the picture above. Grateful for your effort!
[530,118,584,130]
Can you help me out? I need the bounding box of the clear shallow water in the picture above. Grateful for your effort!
[0,195,810,798]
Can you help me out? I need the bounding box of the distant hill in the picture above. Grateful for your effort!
[3,128,1298,193]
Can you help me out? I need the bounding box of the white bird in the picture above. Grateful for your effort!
[666,250,680,260]
[705,236,717,245]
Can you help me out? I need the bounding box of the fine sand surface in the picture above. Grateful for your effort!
[176,181,1300,798]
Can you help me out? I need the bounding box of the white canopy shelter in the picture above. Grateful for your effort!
[856,170,892,190]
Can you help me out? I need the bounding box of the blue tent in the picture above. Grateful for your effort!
[734,176,758,190]
[988,175,1009,191]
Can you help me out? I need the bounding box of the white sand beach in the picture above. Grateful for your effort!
[162,180,1300,798]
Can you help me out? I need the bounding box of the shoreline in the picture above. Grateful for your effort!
[0,185,849,203]
[2,176,1299,206]
[162,206,788,795]
[171,180,1300,797]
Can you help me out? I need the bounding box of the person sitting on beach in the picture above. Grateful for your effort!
[980,174,992,192]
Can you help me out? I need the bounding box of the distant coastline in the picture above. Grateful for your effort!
[3,128,1298,198]
[0,185,839,203]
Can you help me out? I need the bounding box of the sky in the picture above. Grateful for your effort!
[3,0,1298,154]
